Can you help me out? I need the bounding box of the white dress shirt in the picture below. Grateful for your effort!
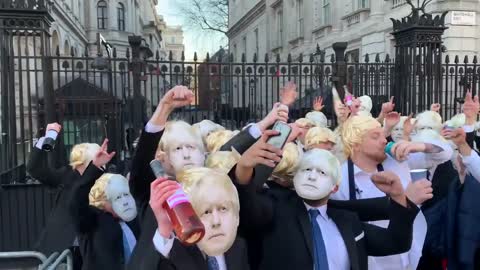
[331,156,427,270]
[461,150,480,182]
[304,203,350,270]
[152,230,227,270]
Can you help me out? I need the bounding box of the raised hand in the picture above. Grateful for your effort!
[46,122,62,133]
[381,96,395,115]
[280,81,298,106]
[235,130,283,184]
[92,139,116,169]
[405,179,433,205]
[313,96,324,112]
[160,85,194,112]
[335,103,350,124]
[149,178,178,238]
[384,112,401,131]
[371,171,407,207]
[463,90,479,124]
[258,103,289,131]
[402,113,416,140]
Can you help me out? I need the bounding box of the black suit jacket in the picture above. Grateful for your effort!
[236,182,418,270]
[26,147,80,255]
[69,163,140,270]
[131,231,249,270]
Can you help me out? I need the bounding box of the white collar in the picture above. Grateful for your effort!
[304,202,329,221]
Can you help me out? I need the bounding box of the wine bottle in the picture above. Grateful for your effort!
[150,159,205,245]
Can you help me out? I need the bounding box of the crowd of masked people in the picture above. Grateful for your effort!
[25,82,480,270]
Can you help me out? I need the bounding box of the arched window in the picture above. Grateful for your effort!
[117,3,125,31]
[64,40,70,56]
[97,1,108,29]
[51,30,59,55]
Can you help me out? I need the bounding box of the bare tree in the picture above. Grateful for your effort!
[174,0,228,35]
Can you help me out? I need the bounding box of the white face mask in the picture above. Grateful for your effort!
[105,175,137,222]
[391,127,404,142]
[195,186,239,256]
[293,165,336,200]
[168,143,205,173]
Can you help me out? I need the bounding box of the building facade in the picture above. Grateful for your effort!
[228,0,480,61]
[163,24,186,61]
[48,0,184,58]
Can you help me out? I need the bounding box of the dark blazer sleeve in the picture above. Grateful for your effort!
[475,134,480,151]
[26,147,70,188]
[466,131,475,149]
[235,178,275,230]
[329,197,390,222]
[68,162,104,234]
[129,129,164,207]
[220,126,258,154]
[362,199,419,256]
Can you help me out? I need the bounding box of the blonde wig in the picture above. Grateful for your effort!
[305,111,328,128]
[89,173,112,210]
[416,111,443,132]
[205,130,235,153]
[341,115,381,158]
[272,142,303,180]
[205,149,241,174]
[444,113,466,129]
[159,120,205,153]
[358,95,373,113]
[192,120,225,143]
[295,118,316,129]
[70,143,101,170]
[177,167,240,215]
[304,127,336,150]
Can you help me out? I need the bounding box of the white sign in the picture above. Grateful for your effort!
[451,11,476,26]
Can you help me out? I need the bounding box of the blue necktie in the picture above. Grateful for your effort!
[309,209,329,270]
[207,256,220,270]
[122,230,131,264]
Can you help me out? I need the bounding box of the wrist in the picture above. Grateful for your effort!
[235,163,253,185]
[151,102,173,126]
[390,194,408,207]
[257,119,269,132]
[157,226,173,239]
[458,142,472,156]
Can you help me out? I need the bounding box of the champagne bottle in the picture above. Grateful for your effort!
[150,159,205,245]
[42,129,59,152]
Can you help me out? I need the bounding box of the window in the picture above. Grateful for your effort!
[322,0,330,25]
[97,1,108,29]
[277,10,283,47]
[254,29,259,56]
[353,0,369,10]
[117,3,125,31]
[358,0,369,9]
[297,0,304,37]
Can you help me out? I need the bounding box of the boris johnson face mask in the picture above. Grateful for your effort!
[105,175,137,222]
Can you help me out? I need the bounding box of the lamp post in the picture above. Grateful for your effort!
[128,35,153,132]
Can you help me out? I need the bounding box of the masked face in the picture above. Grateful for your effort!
[105,175,137,222]
[168,140,205,173]
[293,162,337,200]
[391,126,404,142]
[195,185,239,256]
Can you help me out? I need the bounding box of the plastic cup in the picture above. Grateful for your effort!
[410,169,428,182]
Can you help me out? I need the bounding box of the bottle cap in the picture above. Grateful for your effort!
[150,159,166,178]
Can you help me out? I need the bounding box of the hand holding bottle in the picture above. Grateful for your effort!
[149,178,179,238]
[42,122,62,151]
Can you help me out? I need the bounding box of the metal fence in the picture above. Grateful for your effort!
[1,45,479,185]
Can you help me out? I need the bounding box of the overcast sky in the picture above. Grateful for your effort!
[155,0,227,61]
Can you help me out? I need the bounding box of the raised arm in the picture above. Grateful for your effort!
[69,139,114,234]
[129,86,194,207]
[27,123,69,188]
